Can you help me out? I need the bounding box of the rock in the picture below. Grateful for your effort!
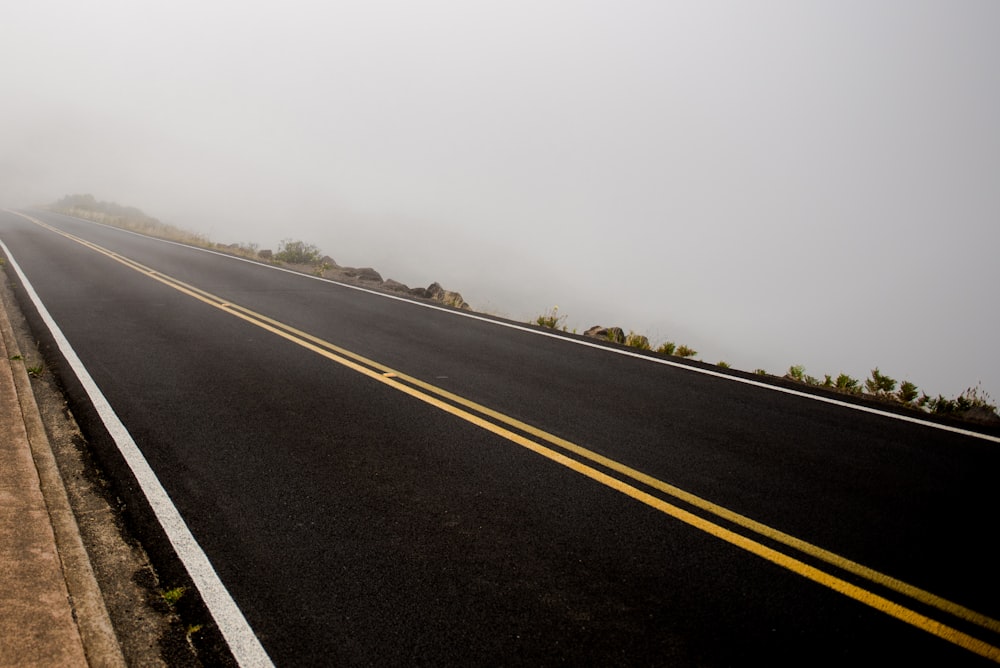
[382,279,411,293]
[342,267,383,282]
[584,326,625,344]
[319,255,338,268]
[625,333,650,349]
[425,282,469,309]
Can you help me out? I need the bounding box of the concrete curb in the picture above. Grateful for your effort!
[0,282,126,667]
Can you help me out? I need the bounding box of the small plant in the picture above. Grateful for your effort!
[897,381,919,404]
[804,375,821,385]
[675,344,697,358]
[311,260,333,276]
[535,306,566,330]
[787,365,806,382]
[9,354,22,361]
[717,361,731,369]
[26,364,44,377]
[865,368,897,397]
[928,395,957,414]
[161,586,186,607]
[953,384,997,413]
[656,341,676,356]
[822,374,834,388]
[625,332,651,350]
[835,373,861,394]
[754,368,768,375]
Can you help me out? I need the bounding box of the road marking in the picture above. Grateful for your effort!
[8,211,1000,662]
[0,222,276,667]
[29,208,1000,445]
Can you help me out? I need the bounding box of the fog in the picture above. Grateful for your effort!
[2,1,998,399]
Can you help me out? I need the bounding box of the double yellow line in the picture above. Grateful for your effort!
[13,211,1000,661]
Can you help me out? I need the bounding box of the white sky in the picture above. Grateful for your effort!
[2,1,998,400]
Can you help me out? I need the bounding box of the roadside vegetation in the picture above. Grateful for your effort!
[40,195,996,426]
[46,193,470,311]
[533,307,999,425]
[50,194,216,247]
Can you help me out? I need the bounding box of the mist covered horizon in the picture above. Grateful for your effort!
[3,1,998,400]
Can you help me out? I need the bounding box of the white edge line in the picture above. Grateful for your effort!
[35,210,1000,445]
[0,238,274,668]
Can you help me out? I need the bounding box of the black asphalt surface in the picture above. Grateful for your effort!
[2,209,999,666]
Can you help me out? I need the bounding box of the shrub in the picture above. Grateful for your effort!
[274,239,322,265]
[656,342,676,356]
[865,368,897,397]
[787,365,805,382]
[897,381,919,404]
[535,306,566,330]
[754,368,768,375]
[835,373,861,394]
[717,361,731,369]
[953,384,997,413]
[675,344,697,358]
[928,395,956,414]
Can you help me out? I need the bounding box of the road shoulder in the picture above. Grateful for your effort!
[1,262,200,667]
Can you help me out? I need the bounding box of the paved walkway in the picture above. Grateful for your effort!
[0,290,124,667]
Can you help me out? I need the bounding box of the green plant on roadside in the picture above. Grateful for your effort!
[274,239,322,265]
[897,380,919,404]
[717,361,731,369]
[950,384,997,414]
[9,354,22,361]
[865,367,897,397]
[535,306,566,330]
[835,373,861,394]
[656,341,676,356]
[754,368,768,375]
[26,364,43,377]
[161,586,186,607]
[675,344,697,358]
[311,259,333,276]
[787,365,806,382]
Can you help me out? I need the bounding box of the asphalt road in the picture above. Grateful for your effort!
[2,209,999,666]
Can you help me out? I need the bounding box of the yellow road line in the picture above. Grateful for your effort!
[12,211,1000,662]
